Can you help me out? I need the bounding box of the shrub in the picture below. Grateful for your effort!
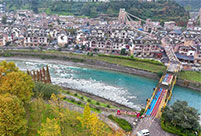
[161,119,197,136]
[107,105,110,108]
[71,99,75,103]
[95,107,100,111]
[66,91,70,94]
[140,108,145,116]
[108,115,132,132]
[96,102,100,105]
[80,96,84,100]
[157,71,164,78]
[41,56,46,60]
[77,101,81,105]
[33,82,60,99]
[87,99,91,103]
[74,93,78,97]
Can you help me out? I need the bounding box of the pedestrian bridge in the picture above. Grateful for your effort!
[144,63,180,118]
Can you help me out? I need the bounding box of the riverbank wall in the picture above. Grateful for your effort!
[61,86,135,111]
[0,51,200,91]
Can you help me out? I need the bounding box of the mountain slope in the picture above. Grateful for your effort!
[5,0,189,25]
[176,0,201,11]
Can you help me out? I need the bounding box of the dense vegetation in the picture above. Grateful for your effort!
[161,100,201,136]
[108,115,132,132]
[0,61,124,136]
[4,0,189,25]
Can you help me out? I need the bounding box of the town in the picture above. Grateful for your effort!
[0,1,201,136]
[0,8,200,71]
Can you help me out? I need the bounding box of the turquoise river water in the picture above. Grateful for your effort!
[13,60,201,113]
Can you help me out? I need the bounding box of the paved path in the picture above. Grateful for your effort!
[132,117,175,136]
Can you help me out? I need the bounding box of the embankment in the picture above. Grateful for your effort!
[0,51,200,91]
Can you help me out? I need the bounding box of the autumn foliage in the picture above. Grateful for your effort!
[0,61,34,103]
[0,61,125,136]
[0,93,27,136]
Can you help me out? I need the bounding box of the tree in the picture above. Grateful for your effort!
[79,103,91,128]
[49,93,82,135]
[0,93,27,136]
[120,48,126,55]
[2,15,7,24]
[0,71,34,103]
[162,100,200,132]
[78,103,109,136]
[89,113,108,136]
[38,118,61,136]
[27,96,46,136]
[0,61,19,73]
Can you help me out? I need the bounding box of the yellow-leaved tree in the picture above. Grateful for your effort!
[81,103,91,128]
[89,113,108,136]
[0,71,34,102]
[0,61,34,103]
[0,61,19,72]
[38,118,61,136]
[0,93,27,136]
[78,103,109,136]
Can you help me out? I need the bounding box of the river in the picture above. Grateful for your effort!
[6,59,201,113]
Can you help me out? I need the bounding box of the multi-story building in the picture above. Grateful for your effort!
[89,37,131,54]
[24,29,48,47]
[132,40,163,58]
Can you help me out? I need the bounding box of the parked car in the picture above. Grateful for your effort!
[137,129,150,136]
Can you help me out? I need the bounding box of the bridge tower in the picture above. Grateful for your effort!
[118,8,127,24]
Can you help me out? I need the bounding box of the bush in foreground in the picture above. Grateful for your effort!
[108,115,132,132]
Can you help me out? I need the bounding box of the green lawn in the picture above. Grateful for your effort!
[93,56,166,73]
[178,71,201,83]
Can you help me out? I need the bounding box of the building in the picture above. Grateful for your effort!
[132,40,163,58]
[89,37,130,54]
[57,33,68,47]
[24,29,48,47]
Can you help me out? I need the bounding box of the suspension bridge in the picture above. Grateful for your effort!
[118,8,160,39]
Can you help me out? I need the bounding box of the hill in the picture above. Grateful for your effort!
[5,0,189,25]
[175,0,201,11]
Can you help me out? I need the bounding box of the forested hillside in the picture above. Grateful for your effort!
[4,0,189,25]
[176,0,200,11]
